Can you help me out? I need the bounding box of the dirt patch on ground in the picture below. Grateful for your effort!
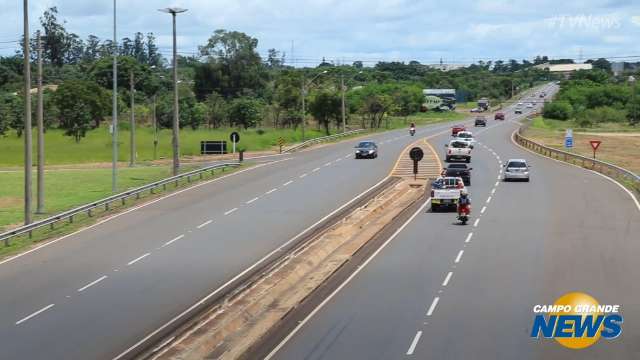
[0,196,21,208]
[524,128,640,174]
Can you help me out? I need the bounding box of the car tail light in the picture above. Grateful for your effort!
[430,190,434,197]
[448,150,452,154]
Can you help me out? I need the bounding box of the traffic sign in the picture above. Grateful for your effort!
[590,140,602,159]
[564,128,573,148]
[409,147,424,161]
[230,132,240,143]
[278,137,285,153]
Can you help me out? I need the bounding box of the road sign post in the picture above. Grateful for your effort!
[409,147,424,181]
[278,137,285,153]
[589,140,601,159]
[564,128,573,149]
[230,132,240,154]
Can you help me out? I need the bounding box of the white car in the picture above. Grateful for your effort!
[503,159,531,182]
[455,131,476,147]
[526,103,534,108]
[445,139,472,163]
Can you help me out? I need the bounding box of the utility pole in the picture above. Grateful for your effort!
[112,0,118,192]
[129,68,136,166]
[341,74,346,133]
[23,0,32,225]
[36,30,44,214]
[160,7,187,176]
[301,80,306,140]
[152,94,158,160]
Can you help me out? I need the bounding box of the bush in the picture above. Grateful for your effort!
[582,106,627,124]
[256,129,265,135]
[543,101,572,120]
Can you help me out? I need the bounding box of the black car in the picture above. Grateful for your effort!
[354,141,378,159]
[474,116,487,127]
[444,163,472,185]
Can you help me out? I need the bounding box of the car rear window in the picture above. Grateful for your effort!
[358,142,375,148]
[507,161,527,168]
[450,141,468,148]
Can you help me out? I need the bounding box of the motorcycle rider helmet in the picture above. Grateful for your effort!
[460,189,468,196]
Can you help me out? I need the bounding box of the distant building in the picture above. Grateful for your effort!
[534,63,593,77]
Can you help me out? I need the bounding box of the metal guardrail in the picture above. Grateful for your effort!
[283,129,366,153]
[1,162,240,246]
[514,124,640,195]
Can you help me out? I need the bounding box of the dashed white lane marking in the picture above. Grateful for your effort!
[465,232,473,243]
[335,158,342,162]
[497,175,501,180]
[283,180,293,186]
[495,181,499,186]
[345,154,351,159]
[196,220,213,229]
[454,250,464,263]
[312,167,321,172]
[127,253,150,266]
[442,272,453,287]
[15,304,55,325]
[224,208,238,216]
[265,188,278,195]
[77,275,108,292]
[473,218,480,227]
[486,196,492,203]
[426,297,440,316]
[480,206,487,214]
[246,197,259,204]
[499,169,503,174]
[406,331,423,355]
[491,188,496,195]
[163,234,184,247]
[324,162,332,167]
[299,173,308,178]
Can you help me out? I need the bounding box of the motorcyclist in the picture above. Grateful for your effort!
[458,189,471,215]
[409,122,416,135]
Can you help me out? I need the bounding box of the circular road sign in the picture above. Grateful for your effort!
[409,147,424,161]
[230,132,240,143]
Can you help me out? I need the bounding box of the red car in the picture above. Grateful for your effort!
[451,125,466,136]
[494,112,505,120]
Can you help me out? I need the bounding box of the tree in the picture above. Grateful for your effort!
[54,79,110,140]
[204,92,228,128]
[543,101,572,120]
[227,97,263,129]
[586,58,612,73]
[40,7,71,66]
[84,35,101,62]
[266,48,285,69]
[308,90,341,135]
[146,33,162,67]
[392,85,423,122]
[195,30,266,99]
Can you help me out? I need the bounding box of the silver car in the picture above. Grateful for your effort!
[503,159,531,182]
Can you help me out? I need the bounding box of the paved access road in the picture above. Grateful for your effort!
[271,84,640,360]
[0,107,486,359]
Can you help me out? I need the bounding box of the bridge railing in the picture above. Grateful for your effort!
[514,124,640,196]
[1,162,240,246]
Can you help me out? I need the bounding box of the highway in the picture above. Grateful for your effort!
[269,84,640,360]
[0,109,475,359]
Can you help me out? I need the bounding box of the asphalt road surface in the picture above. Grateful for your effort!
[270,84,640,360]
[0,104,486,359]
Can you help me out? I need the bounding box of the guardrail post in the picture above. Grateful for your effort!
[150,187,155,194]
[175,180,179,187]
[69,215,73,224]
[105,203,110,211]
[4,238,8,247]
[136,193,141,200]
[121,198,126,206]
[187,175,191,183]
[28,231,32,239]
[163,183,167,191]
[50,223,54,230]
[199,173,203,180]
[88,209,92,217]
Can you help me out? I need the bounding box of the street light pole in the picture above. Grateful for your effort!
[129,69,135,166]
[112,0,118,192]
[160,7,187,176]
[152,94,158,160]
[341,74,346,133]
[36,30,44,214]
[23,0,32,225]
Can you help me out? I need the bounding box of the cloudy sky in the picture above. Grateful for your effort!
[1,0,639,65]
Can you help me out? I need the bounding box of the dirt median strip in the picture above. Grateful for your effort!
[148,179,424,360]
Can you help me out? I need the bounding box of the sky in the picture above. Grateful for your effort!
[0,0,639,66]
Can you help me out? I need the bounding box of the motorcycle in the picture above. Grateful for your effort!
[409,127,416,136]
[457,203,471,225]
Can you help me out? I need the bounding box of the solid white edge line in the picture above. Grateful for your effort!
[283,180,293,186]
[115,176,397,360]
[246,197,260,204]
[0,158,293,267]
[454,250,464,264]
[265,188,278,195]
[224,208,238,216]
[163,234,184,247]
[465,232,473,243]
[127,253,150,266]
[406,331,423,355]
[442,272,453,287]
[426,296,440,317]
[77,275,108,292]
[196,220,213,229]
[510,129,640,212]
[261,197,430,360]
[15,304,55,325]
[473,218,480,227]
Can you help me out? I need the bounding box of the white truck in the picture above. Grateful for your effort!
[430,176,466,212]
[445,139,472,163]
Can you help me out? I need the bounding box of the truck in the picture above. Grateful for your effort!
[430,176,466,211]
[477,98,490,111]
[444,139,472,163]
